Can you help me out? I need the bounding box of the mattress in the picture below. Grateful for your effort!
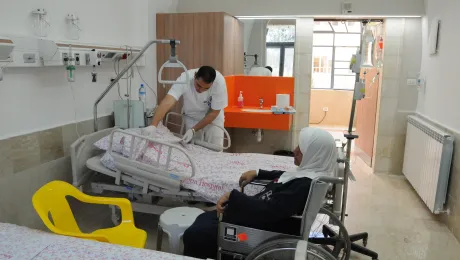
[94,124,295,203]
[0,223,198,260]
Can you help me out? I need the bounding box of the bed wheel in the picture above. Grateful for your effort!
[111,206,122,226]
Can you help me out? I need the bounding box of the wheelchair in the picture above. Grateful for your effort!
[217,176,351,260]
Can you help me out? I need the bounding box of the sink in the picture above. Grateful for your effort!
[241,109,272,113]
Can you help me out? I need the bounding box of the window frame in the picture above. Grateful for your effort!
[312,31,361,90]
[266,42,295,77]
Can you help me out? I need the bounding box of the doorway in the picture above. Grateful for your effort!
[309,20,384,166]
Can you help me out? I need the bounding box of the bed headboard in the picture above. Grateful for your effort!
[70,128,116,187]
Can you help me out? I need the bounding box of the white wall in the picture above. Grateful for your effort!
[291,18,314,149]
[373,18,422,174]
[177,0,425,17]
[246,21,267,67]
[0,0,177,139]
[242,20,255,53]
[417,0,460,131]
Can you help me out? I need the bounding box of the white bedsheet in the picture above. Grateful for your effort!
[94,124,295,203]
[0,223,198,260]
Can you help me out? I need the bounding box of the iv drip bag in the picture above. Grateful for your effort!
[361,29,375,68]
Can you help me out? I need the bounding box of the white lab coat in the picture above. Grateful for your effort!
[167,69,228,146]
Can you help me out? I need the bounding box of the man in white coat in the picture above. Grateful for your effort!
[143,66,228,147]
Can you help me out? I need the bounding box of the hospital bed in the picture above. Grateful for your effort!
[0,222,331,260]
[71,112,235,223]
[71,112,347,226]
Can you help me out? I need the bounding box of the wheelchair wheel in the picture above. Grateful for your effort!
[308,208,351,260]
[245,238,336,260]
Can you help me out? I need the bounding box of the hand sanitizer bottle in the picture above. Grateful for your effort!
[237,91,244,108]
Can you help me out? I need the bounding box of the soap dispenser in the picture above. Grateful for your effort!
[237,91,244,108]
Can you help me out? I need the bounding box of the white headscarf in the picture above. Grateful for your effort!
[277,128,338,184]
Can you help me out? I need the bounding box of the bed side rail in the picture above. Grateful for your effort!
[108,129,197,181]
[165,112,231,152]
[70,127,117,187]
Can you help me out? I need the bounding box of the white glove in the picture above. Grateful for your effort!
[182,128,195,143]
[142,125,157,137]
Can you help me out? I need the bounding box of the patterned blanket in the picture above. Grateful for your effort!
[94,124,295,203]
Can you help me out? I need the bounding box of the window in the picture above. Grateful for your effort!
[266,25,295,77]
[312,21,361,90]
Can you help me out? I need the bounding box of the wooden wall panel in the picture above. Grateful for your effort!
[355,68,380,166]
[193,13,224,72]
[156,14,167,105]
[156,13,195,118]
[233,18,245,75]
[156,12,244,132]
[223,14,244,76]
[222,14,235,76]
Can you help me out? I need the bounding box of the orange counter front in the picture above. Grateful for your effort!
[224,76,295,131]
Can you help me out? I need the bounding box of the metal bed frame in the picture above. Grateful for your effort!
[70,113,231,221]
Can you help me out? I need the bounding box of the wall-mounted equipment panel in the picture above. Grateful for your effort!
[0,37,15,61]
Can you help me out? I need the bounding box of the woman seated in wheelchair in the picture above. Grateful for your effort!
[183,127,338,259]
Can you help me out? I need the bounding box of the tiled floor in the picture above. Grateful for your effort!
[346,156,460,260]
[72,154,460,260]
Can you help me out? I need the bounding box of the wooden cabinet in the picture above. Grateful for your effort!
[156,12,244,105]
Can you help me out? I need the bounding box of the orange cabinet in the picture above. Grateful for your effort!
[224,76,295,131]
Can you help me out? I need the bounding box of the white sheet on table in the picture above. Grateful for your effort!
[95,125,295,203]
[0,223,200,260]
[0,223,58,260]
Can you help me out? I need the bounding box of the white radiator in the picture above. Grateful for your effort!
[403,115,454,214]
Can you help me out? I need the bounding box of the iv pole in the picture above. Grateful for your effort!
[339,20,379,260]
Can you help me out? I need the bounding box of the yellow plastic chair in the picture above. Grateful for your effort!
[32,180,147,248]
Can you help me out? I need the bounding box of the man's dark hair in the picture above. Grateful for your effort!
[265,66,273,72]
[196,66,217,83]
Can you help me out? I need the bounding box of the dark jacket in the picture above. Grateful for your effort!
[223,169,312,235]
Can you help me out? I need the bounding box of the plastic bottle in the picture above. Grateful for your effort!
[378,36,384,50]
[237,91,244,108]
[139,84,146,103]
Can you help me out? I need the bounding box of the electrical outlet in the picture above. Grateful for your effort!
[74,53,80,65]
[62,52,69,65]
[407,79,417,86]
[323,107,329,112]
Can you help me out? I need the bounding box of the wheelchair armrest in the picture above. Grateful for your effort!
[249,179,272,186]
[314,176,344,185]
[240,179,271,194]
